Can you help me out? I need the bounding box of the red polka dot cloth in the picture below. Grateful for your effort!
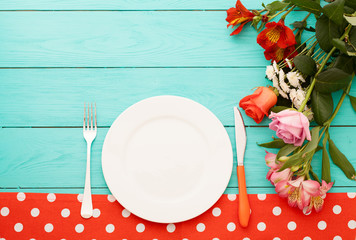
[0,192,355,239]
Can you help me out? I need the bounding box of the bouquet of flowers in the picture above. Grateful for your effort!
[226,0,356,214]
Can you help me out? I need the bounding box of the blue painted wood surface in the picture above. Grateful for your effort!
[0,1,355,196]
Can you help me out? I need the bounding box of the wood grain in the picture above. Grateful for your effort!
[0,0,273,10]
[0,11,314,67]
[1,69,355,127]
[0,127,355,192]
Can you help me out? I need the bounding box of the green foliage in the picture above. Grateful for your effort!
[315,15,343,52]
[270,106,289,113]
[265,1,289,15]
[329,139,356,180]
[311,91,333,125]
[276,144,298,160]
[258,138,287,148]
[315,68,352,93]
[290,0,323,15]
[322,131,331,182]
[349,95,356,112]
[332,38,347,54]
[293,55,317,76]
[323,0,345,25]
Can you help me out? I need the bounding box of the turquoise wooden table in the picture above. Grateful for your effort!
[0,0,355,198]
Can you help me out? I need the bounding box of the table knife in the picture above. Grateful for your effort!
[234,107,251,228]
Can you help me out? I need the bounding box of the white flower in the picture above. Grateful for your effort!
[289,89,297,102]
[273,61,279,73]
[297,73,306,83]
[279,70,290,93]
[285,58,293,69]
[265,65,275,80]
[296,89,306,103]
[287,71,300,88]
[273,76,288,99]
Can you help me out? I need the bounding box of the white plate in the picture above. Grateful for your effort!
[102,96,233,223]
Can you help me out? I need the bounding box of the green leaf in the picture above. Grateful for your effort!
[302,126,320,153]
[346,27,356,55]
[329,139,356,180]
[332,38,347,54]
[344,6,355,14]
[258,138,287,148]
[311,91,333,125]
[315,68,352,93]
[291,21,307,29]
[278,152,304,171]
[266,1,289,15]
[322,131,331,182]
[270,106,289,113]
[290,0,323,15]
[333,54,355,75]
[277,144,298,160]
[293,55,317,76]
[349,95,356,111]
[345,0,356,10]
[315,15,343,52]
[323,0,345,25]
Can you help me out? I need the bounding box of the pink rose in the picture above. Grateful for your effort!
[269,109,311,146]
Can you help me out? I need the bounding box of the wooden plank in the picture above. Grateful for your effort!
[0,11,315,67]
[0,0,272,10]
[1,69,355,127]
[0,127,355,190]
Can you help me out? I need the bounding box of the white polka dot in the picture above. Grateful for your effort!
[182,239,189,240]
[75,224,84,233]
[243,238,251,240]
[47,193,56,202]
[303,237,312,240]
[77,194,83,202]
[136,223,145,233]
[213,238,220,240]
[93,208,100,218]
[0,238,6,240]
[106,224,115,233]
[167,223,175,233]
[14,223,23,232]
[333,236,342,240]
[227,194,236,201]
[30,239,36,240]
[1,207,9,216]
[287,221,297,231]
[348,220,356,229]
[122,209,131,218]
[318,221,327,230]
[17,192,26,201]
[227,222,236,232]
[347,192,356,198]
[273,238,281,240]
[107,195,116,202]
[257,222,266,231]
[31,208,40,217]
[333,205,342,214]
[61,208,70,218]
[212,207,221,217]
[196,223,205,232]
[272,206,281,216]
[44,223,54,232]
[257,194,266,201]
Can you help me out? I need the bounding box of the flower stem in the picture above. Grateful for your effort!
[281,5,296,20]
[268,4,292,21]
[297,24,353,112]
[323,77,354,126]
[292,12,312,31]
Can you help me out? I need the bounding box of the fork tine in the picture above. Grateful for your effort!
[87,103,90,131]
[83,103,86,130]
[91,103,93,130]
[95,103,97,130]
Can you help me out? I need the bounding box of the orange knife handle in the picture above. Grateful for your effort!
[237,165,250,228]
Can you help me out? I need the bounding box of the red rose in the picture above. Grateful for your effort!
[226,0,255,36]
[239,87,278,123]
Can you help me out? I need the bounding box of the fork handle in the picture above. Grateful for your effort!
[81,142,93,219]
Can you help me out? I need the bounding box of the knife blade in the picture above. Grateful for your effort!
[234,107,250,228]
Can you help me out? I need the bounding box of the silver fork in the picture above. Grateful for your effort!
[81,103,97,219]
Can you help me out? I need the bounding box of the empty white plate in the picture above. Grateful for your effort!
[102,96,233,223]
